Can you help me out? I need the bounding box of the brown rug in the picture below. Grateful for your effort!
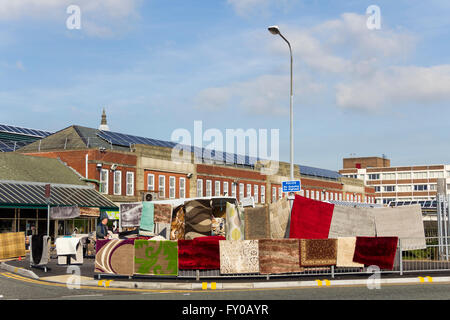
[170,205,185,240]
[154,204,172,224]
[300,239,337,267]
[258,239,303,274]
[184,199,212,239]
[244,206,270,240]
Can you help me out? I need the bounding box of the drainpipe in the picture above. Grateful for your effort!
[85,153,89,178]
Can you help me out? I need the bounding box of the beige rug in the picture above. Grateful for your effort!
[328,205,376,238]
[336,237,364,268]
[269,197,290,239]
[219,240,259,274]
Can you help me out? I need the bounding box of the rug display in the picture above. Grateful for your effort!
[372,205,426,250]
[258,239,303,274]
[299,239,337,267]
[154,204,173,224]
[269,197,291,239]
[219,240,259,274]
[154,223,171,240]
[212,198,234,219]
[134,240,178,276]
[95,239,135,276]
[139,202,154,232]
[120,203,143,228]
[170,205,185,240]
[226,202,244,240]
[336,237,364,268]
[211,217,226,237]
[328,205,376,238]
[244,206,270,240]
[353,236,398,270]
[178,236,225,270]
[50,206,80,220]
[289,195,334,239]
[184,199,212,239]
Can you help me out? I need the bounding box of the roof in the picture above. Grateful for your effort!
[299,165,342,180]
[0,180,117,209]
[0,124,52,152]
[0,153,86,185]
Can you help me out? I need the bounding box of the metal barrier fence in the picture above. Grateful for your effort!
[97,237,450,280]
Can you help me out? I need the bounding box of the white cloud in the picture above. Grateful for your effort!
[336,65,450,111]
[227,0,296,17]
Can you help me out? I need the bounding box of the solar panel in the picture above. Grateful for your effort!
[299,165,341,180]
[0,123,52,138]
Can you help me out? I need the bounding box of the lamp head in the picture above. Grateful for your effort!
[268,26,280,35]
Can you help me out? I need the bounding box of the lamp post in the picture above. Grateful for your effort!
[268,25,294,237]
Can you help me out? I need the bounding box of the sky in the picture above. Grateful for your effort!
[1,0,450,171]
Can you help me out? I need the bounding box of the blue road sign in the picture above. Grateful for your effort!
[282,180,301,193]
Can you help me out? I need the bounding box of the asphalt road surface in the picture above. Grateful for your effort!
[2,272,450,300]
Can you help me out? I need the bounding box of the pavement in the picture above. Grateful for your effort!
[3,253,450,292]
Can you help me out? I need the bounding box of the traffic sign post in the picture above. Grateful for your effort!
[282,180,301,193]
[45,184,51,236]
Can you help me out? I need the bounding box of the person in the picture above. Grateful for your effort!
[96,212,109,239]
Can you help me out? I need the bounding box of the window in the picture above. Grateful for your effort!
[398,172,411,180]
[206,180,212,197]
[330,192,333,201]
[100,169,108,194]
[382,173,396,180]
[300,190,304,196]
[397,185,412,192]
[179,177,186,198]
[311,190,314,199]
[272,187,276,203]
[254,185,259,203]
[316,191,319,200]
[247,184,252,198]
[374,186,381,192]
[429,184,437,191]
[223,181,229,196]
[147,174,155,191]
[339,193,342,201]
[169,176,176,199]
[383,198,396,204]
[429,171,444,178]
[126,172,134,196]
[197,179,203,197]
[239,183,244,200]
[278,187,282,199]
[215,181,221,196]
[114,170,122,195]
[306,190,310,198]
[383,185,395,192]
[261,185,265,203]
[159,175,166,198]
[413,172,427,179]
[231,183,236,197]
[414,184,428,191]
[325,192,329,201]
[368,174,380,180]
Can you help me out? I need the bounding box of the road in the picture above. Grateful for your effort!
[1,272,450,300]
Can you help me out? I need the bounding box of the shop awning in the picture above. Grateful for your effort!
[0,180,118,210]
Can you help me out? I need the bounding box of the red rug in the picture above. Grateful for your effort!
[289,195,334,239]
[178,236,225,270]
[353,236,398,270]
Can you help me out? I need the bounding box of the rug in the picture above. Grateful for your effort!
[226,202,244,240]
[139,202,154,232]
[30,235,50,265]
[269,197,291,239]
[211,217,226,237]
[219,240,259,274]
[353,236,398,270]
[95,239,135,276]
[154,223,171,240]
[50,206,80,220]
[212,198,235,218]
[178,236,225,270]
[170,205,185,240]
[258,239,303,274]
[336,237,364,268]
[184,199,212,239]
[372,205,426,250]
[154,204,173,224]
[134,240,178,276]
[289,195,334,239]
[328,205,376,238]
[244,206,270,240]
[120,203,143,228]
[299,239,337,267]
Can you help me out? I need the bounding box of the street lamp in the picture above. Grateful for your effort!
[268,25,294,237]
